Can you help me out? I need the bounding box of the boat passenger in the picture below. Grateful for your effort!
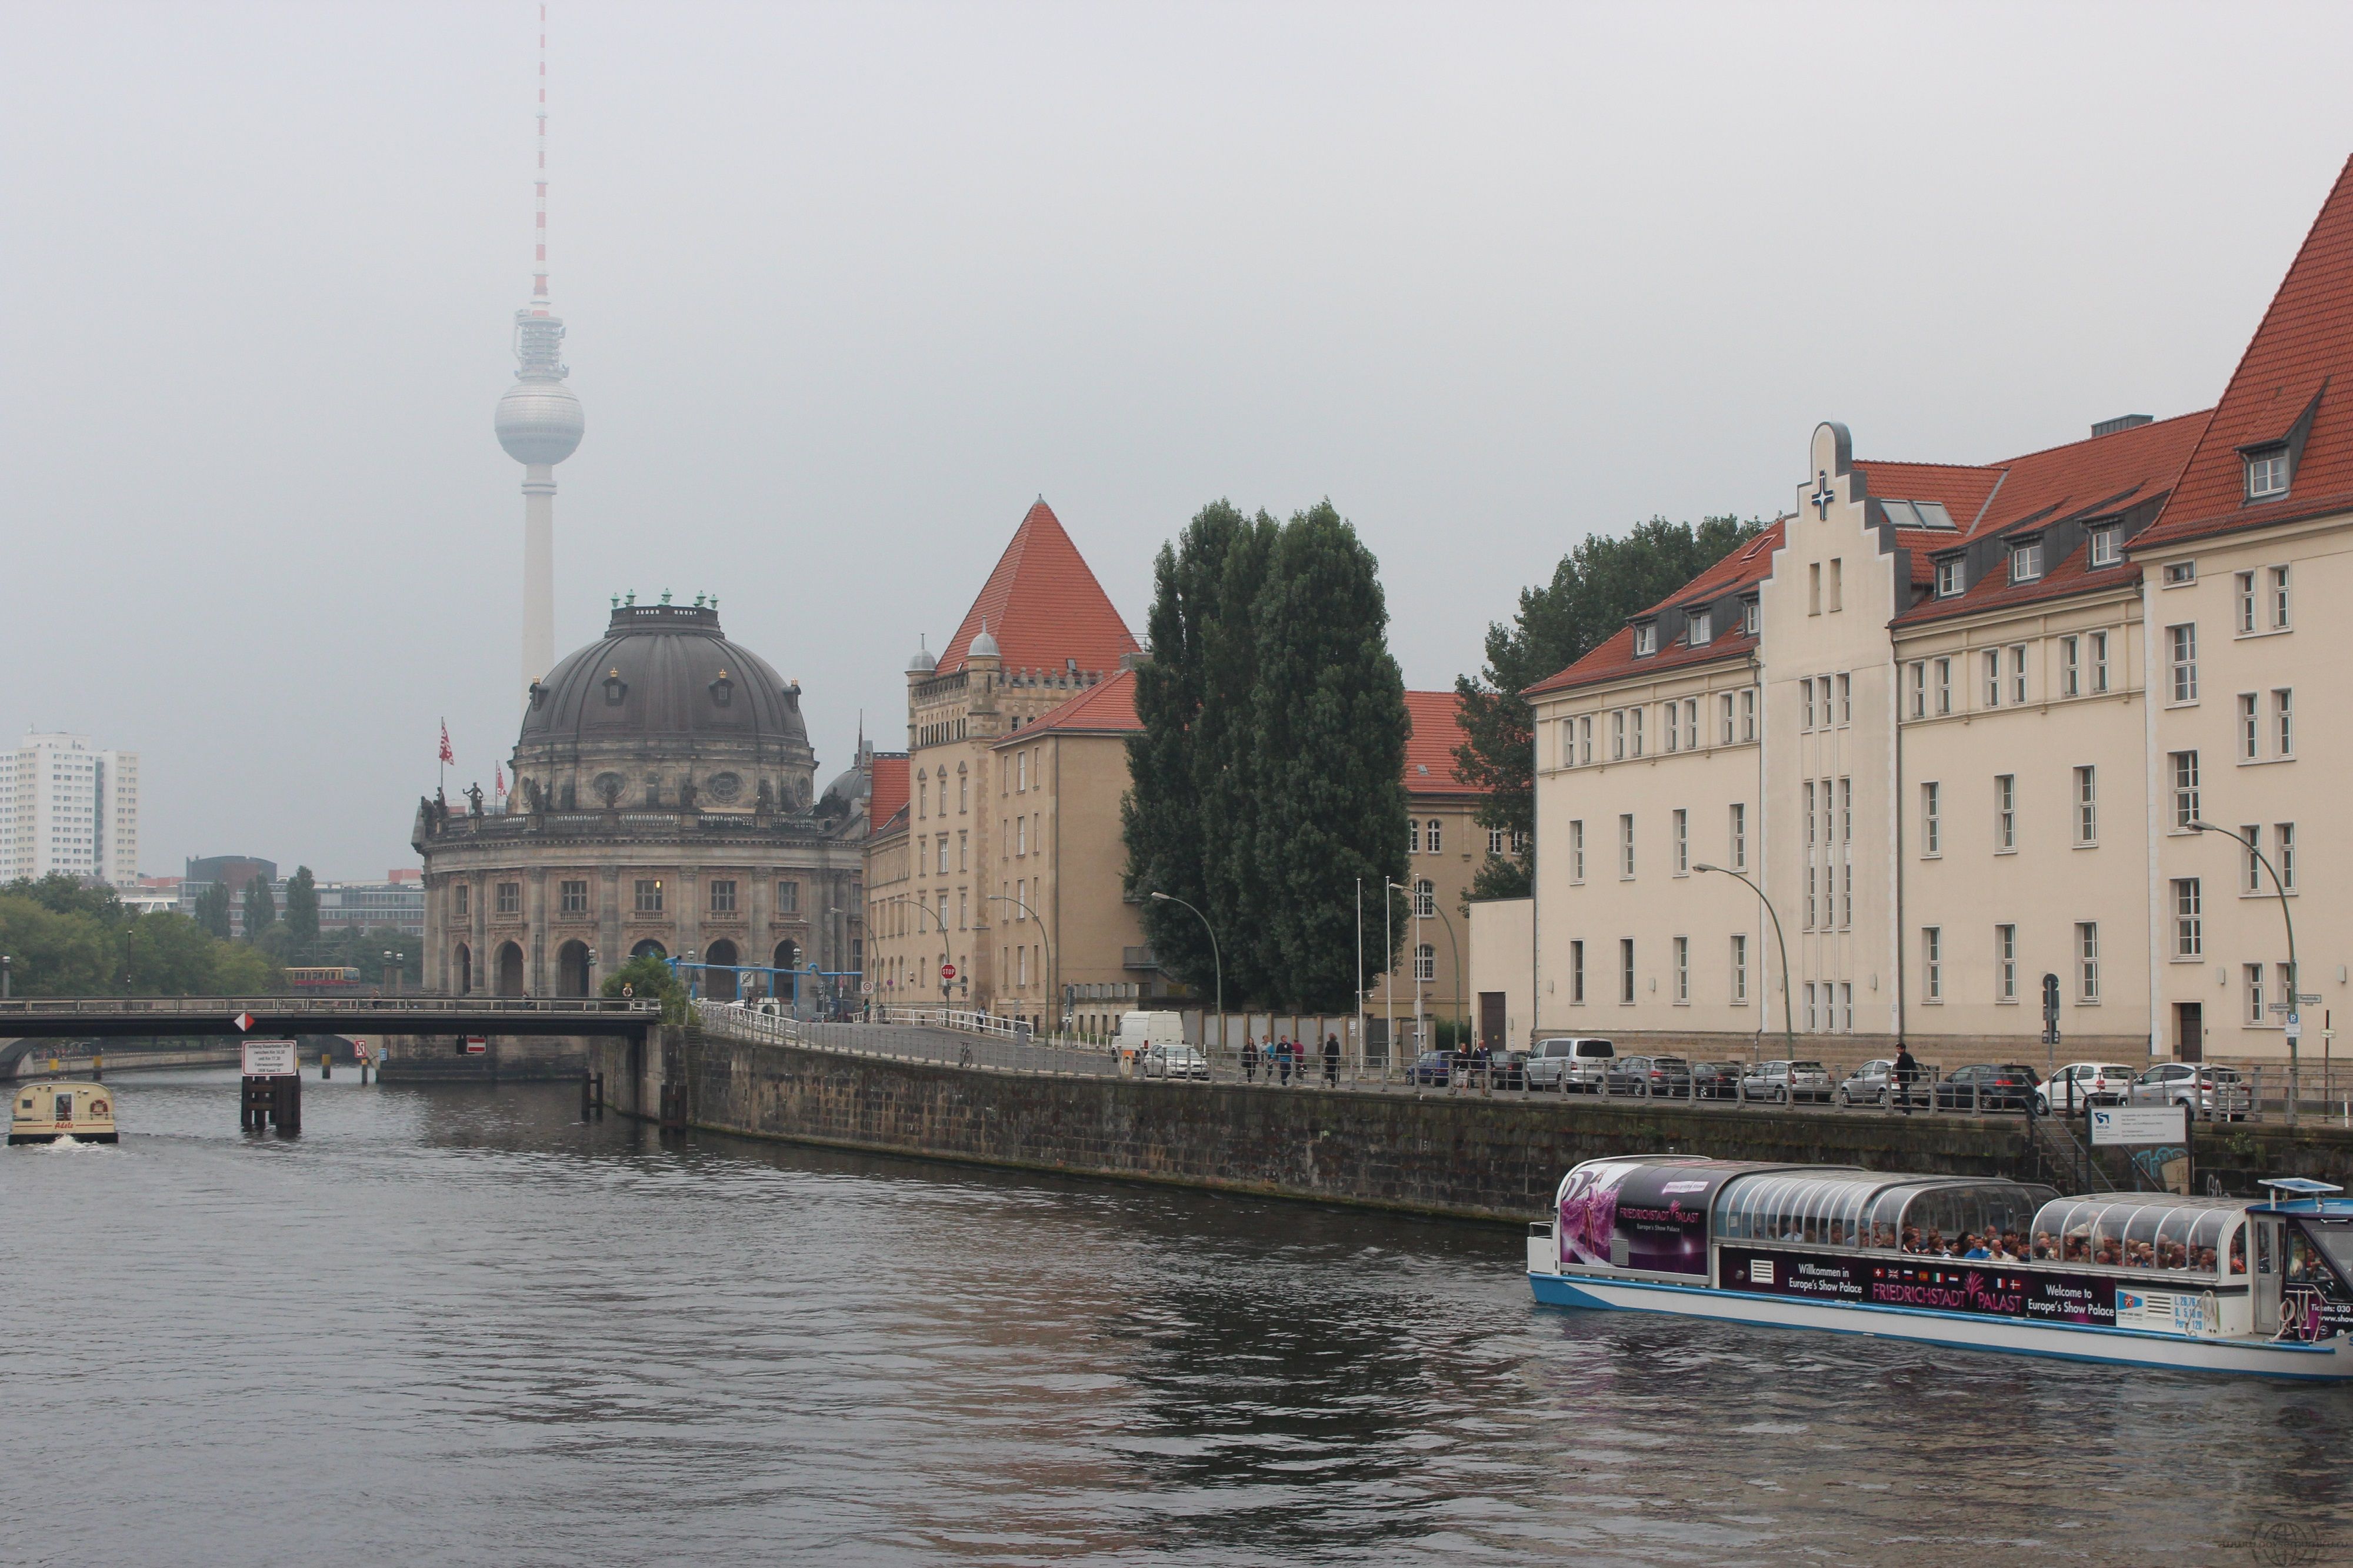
[1961,1235,1991,1260]
[2032,1232,2057,1260]
[1901,1226,1923,1253]
[1826,1220,1846,1247]
[2197,1246,2219,1272]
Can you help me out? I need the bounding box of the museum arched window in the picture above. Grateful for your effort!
[455,943,473,995]
[774,939,799,999]
[630,938,668,962]
[704,938,740,1000]
[495,940,526,997]
[556,939,592,997]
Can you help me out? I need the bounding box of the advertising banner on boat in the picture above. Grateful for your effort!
[1557,1160,1719,1276]
[1721,1248,2122,1326]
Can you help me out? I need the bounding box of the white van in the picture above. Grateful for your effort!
[1525,1037,1615,1093]
[1115,1011,1185,1073]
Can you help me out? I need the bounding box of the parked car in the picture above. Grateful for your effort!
[2037,1061,2139,1115]
[1838,1060,1896,1107]
[1691,1060,1745,1101]
[1934,1063,2042,1111]
[1141,1043,1211,1080]
[1739,1060,1835,1104]
[2129,1062,2252,1120]
[1405,1049,1457,1086]
[1489,1049,1531,1090]
[1605,1055,1694,1098]
[1525,1037,1616,1093]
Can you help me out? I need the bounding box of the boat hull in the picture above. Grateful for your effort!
[9,1131,118,1145]
[1531,1269,2353,1381]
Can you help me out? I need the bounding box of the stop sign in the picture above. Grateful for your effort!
[940,963,958,980]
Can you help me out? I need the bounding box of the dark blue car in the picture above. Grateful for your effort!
[1406,1049,1456,1085]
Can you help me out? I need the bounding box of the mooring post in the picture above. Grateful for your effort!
[321,1050,332,1080]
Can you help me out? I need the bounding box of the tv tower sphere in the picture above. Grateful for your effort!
[494,333,585,465]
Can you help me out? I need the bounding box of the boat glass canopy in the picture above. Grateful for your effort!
[2028,1196,2247,1276]
[1712,1169,2055,1253]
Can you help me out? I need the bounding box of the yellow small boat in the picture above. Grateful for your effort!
[9,1081,118,1145]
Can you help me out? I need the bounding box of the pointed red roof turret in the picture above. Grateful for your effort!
[2139,154,2353,550]
[941,501,1138,675]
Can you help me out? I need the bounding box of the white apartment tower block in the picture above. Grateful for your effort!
[1,732,140,886]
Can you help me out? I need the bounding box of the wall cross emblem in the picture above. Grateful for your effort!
[1809,471,1837,519]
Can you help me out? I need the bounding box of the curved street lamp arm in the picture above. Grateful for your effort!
[1148,891,1222,1045]
[1695,863,1795,1057]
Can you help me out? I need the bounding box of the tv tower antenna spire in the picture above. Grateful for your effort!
[494,2,584,710]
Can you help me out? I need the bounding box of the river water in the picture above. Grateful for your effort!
[5,1070,2348,1567]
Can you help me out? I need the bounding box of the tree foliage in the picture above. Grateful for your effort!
[193,880,233,940]
[602,952,687,1021]
[0,879,279,996]
[1455,514,1762,898]
[283,866,320,945]
[241,875,276,939]
[1124,499,1410,1010]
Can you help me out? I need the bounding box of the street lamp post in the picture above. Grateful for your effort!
[985,893,1056,1038]
[1425,895,1467,1049]
[1694,863,1794,1058]
[2,954,11,999]
[2190,820,2301,1124]
[1149,892,1221,1059]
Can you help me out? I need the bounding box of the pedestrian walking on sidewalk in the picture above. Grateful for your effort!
[1893,1043,1919,1115]
[1323,1033,1341,1086]
[1277,1039,1293,1086]
[1243,1036,1259,1083]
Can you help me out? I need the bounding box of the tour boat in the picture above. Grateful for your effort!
[9,1081,119,1145]
[1527,1156,2353,1380]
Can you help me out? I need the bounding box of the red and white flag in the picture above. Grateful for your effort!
[495,764,506,799]
[439,720,454,766]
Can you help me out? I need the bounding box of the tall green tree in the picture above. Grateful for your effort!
[1124,498,1411,1010]
[1455,514,1762,898]
[241,876,276,940]
[282,866,320,948]
[193,880,233,940]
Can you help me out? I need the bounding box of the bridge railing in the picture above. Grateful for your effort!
[697,1000,1119,1077]
[0,996,663,1022]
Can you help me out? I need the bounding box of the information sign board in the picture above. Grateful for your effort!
[241,1040,299,1077]
[2089,1105,2189,1146]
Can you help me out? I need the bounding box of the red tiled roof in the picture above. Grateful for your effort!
[1402,689,1481,796]
[941,501,1139,676]
[868,753,909,832]
[999,668,1141,740]
[1853,461,2007,530]
[2139,154,2353,551]
[1523,521,1784,698]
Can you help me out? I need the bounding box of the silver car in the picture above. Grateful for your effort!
[2037,1061,2139,1115]
[2128,1062,2251,1120]
[1141,1043,1211,1080]
[1740,1060,1835,1105]
[1525,1037,1616,1093]
[1838,1059,1895,1107]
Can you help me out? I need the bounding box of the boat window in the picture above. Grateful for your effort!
[54,1093,72,1117]
[2301,1222,2353,1286]
[2027,1196,2242,1274]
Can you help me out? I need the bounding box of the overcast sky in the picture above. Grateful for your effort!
[6,2,2352,879]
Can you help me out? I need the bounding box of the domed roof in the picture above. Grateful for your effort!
[968,623,999,659]
[906,644,937,674]
[495,376,585,466]
[520,603,806,751]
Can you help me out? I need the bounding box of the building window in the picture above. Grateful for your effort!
[1907,661,1925,718]
[1935,558,1963,598]
[1578,715,1592,765]
[2239,693,2260,760]
[2009,645,2027,705]
[559,879,588,915]
[958,768,968,813]
[1414,878,1435,918]
[1741,689,1757,741]
[1828,558,1844,612]
[777,880,799,914]
[1984,650,2001,707]
[2172,878,2202,957]
[1837,673,1851,725]
[1664,702,1679,753]
[1720,693,1735,745]
[1634,623,1657,656]
[1996,924,2018,1002]
[2073,766,2097,845]
[1414,943,1436,982]
[1689,609,1712,646]
[2010,539,2043,582]
[1742,598,1758,636]
[1672,808,1688,873]
[1801,678,1815,730]
[454,883,470,918]
[1559,719,1577,769]
[2277,822,2296,890]
[1731,935,1748,1003]
[2240,825,2265,893]
[1923,927,1942,1002]
[2089,630,2109,693]
[1611,711,1625,761]
[1669,935,1690,1003]
[1570,940,1585,1005]
[634,879,664,915]
[1618,813,1635,879]
[1488,823,1505,856]
[2271,565,2292,629]
[2059,636,2079,696]
[2089,526,2121,568]
[1839,982,1853,1033]
[1808,562,1822,615]
[1729,802,1747,871]
[2274,689,2294,758]
[1684,697,1699,748]
[1921,781,1941,855]
[1839,778,1852,928]
[1619,939,1636,1005]
[1569,819,1585,882]
[2168,624,2198,702]
[2246,964,2267,1026]
[2164,560,2197,586]
[1995,774,2016,852]
[1934,658,1952,715]
[2247,445,2290,500]
[495,882,521,915]
[709,879,736,915]
[2078,922,2100,1003]
[1408,819,1422,854]
[938,837,950,875]
[1630,709,1647,757]
[2169,750,2200,830]
[2236,571,2258,635]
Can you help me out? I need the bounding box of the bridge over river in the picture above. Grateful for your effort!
[0,995,662,1047]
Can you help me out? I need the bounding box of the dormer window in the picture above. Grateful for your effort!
[709,671,735,708]
[1740,598,1758,636]
[2088,524,2122,568]
[602,669,628,705]
[2246,445,2290,500]
[1632,623,1658,657]
[1934,558,1964,598]
[1688,609,1713,647]
[2009,539,2043,583]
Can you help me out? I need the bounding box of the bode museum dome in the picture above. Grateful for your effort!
[414,599,872,1004]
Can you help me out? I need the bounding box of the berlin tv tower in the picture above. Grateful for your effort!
[493,3,584,706]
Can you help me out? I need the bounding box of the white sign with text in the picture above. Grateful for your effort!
[241,1040,299,1077]
[2089,1105,2189,1146]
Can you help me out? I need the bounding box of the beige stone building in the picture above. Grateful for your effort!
[1501,156,2353,1078]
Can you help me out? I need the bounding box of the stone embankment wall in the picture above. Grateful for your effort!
[378,1033,596,1084]
[584,1028,2353,1222]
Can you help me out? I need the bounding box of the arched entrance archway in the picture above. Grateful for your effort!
[556,939,592,997]
[630,939,668,962]
[704,938,739,1000]
[454,943,472,995]
[495,941,525,997]
[773,939,799,999]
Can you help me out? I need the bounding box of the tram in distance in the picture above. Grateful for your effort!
[1530,1156,2353,1380]
[283,966,365,988]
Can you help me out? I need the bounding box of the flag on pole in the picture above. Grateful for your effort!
[439,721,455,765]
[495,764,506,803]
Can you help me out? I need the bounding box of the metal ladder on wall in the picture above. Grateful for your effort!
[2023,1113,2119,1195]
